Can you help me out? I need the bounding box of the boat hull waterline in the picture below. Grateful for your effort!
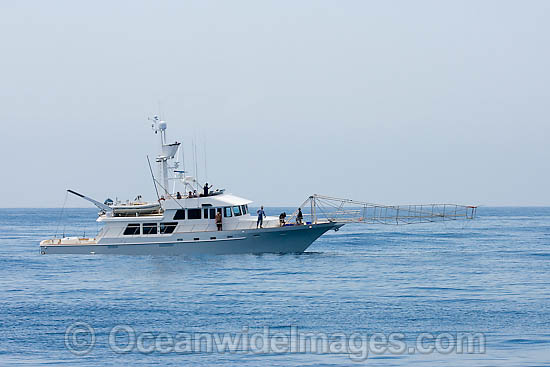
[40,222,343,255]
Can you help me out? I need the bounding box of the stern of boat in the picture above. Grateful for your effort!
[40,237,98,254]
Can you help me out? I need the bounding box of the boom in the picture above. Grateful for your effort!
[67,189,112,212]
[288,194,476,225]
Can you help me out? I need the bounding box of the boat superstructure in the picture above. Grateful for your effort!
[39,116,476,255]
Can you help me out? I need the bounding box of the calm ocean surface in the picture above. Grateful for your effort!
[0,207,549,366]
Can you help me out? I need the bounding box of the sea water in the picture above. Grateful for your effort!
[0,207,549,366]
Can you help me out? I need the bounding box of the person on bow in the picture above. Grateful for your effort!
[297,208,303,225]
[279,212,286,227]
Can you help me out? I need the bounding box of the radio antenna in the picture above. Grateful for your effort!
[203,134,208,183]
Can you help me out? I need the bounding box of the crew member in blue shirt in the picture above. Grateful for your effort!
[257,206,266,229]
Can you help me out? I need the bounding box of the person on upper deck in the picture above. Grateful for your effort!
[176,192,182,199]
[203,183,213,197]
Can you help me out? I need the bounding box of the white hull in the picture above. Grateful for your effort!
[40,223,343,255]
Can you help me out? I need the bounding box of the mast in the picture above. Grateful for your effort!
[151,116,180,197]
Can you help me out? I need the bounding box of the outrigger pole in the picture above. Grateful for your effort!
[66,189,112,212]
[288,194,477,225]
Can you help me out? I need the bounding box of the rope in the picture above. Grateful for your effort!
[152,177,186,210]
[55,191,69,238]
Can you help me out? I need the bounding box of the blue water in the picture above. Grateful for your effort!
[1,207,549,366]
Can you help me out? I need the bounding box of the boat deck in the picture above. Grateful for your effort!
[40,237,98,246]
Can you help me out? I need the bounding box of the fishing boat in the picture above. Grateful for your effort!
[39,116,476,255]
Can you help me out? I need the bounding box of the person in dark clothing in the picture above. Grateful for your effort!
[215,211,223,231]
[296,208,303,225]
[279,212,286,226]
[203,183,213,197]
[176,192,182,199]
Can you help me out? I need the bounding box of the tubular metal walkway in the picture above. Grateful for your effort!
[287,194,477,225]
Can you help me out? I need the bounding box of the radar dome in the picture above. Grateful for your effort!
[159,121,167,130]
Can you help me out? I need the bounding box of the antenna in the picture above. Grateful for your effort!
[192,137,199,191]
[194,138,199,191]
[203,134,208,183]
[181,143,185,179]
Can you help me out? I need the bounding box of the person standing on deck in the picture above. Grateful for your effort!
[279,212,286,226]
[257,206,266,228]
[297,208,303,225]
[215,211,223,231]
[203,183,212,197]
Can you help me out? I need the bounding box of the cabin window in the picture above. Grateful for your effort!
[143,223,158,235]
[188,208,202,220]
[224,207,232,217]
[203,208,209,219]
[123,223,140,235]
[209,208,216,219]
[241,205,247,215]
[173,209,186,220]
[233,206,242,216]
[160,222,177,234]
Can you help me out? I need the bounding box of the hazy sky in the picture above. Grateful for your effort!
[1,0,549,207]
